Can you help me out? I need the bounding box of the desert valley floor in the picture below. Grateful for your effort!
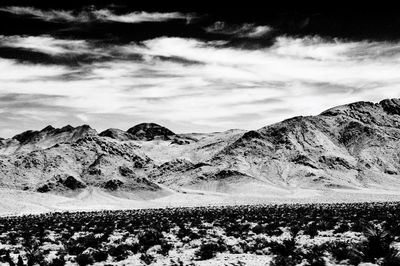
[3,187,400,216]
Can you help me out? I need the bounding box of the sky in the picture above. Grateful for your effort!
[0,2,399,137]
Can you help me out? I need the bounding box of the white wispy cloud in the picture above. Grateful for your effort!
[205,21,273,38]
[92,9,190,23]
[0,6,192,23]
[1,35,400,136]
[0,6,79,22]
[0,35,90,55]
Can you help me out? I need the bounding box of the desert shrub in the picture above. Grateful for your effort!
[4,253,15,266]
[195,242,220,260]
[17,255,24,266]
[334,222,350,234]
[177,226,200,240]
[66,234,102,255]
[268,227,284,236]
[75,253,93,266]
[140,253,155,265]
[225,222,251,237]
[351,218,366,232]
[92,250,108,262]
[251,224,265,234]
[270,254,297,266]
[316,219,335,231]
[360,226,393,262]
[269,238,297,257]
[0,250,7,264]
[138,229,164,251]
[326,241,362,265]
[66,244,85,256]
[289,224,301,237]
[20,229,45,266]
[303,222,319,238]
[77,234,101,249]
[26,248,45,266]
[48,256,66,266]
[160,241,173,256]
[108,244,131,261]
[0,250,12,264]
[251,237,270,253]
[302,245,326,266]
[169,258,185,266]
[382,248,400,266]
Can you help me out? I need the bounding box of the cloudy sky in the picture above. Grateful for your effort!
[0,2,399,137]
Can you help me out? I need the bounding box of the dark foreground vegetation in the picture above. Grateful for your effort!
[1,202,400,265]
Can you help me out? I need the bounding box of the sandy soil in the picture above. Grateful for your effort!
[2,187,400,216]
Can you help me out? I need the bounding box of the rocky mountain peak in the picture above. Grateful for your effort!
[6,124,97,152]
[319,98,400,128]
[72,124,97,136]
[40,125,55,132]
[379,98,400,115]
[60,125,74,132]
[127,123,175,140]
[320,101,376,117]
[320,98,400,117]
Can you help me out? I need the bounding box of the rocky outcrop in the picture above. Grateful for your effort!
[99,128,137,141]
[127,123,175,140]
[63,176,86,190]
[380,98,400,116]
[0,124,98,155]
[103,179,124,191]
[36,175,86,193]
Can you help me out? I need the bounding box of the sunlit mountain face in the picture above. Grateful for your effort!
[0,1,399,137]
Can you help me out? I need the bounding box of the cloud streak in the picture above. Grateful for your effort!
[0,35,90,55]
[92,9,191,23]
[0,6,193,24]
[205,22,273,38]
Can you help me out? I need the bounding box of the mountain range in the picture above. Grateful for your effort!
[1,98,400,213]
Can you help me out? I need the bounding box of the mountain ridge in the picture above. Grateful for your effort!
[0,98,399,202]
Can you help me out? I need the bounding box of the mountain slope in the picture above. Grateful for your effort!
[151,99,400,192]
